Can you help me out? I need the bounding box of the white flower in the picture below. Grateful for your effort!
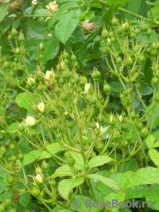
[32,0,37,6]
[84,83,91,94]
[37,102,45,113]
[25,116,36,127]
[26,77,35,86]
[44,70,55,81]
[46,1,58,12]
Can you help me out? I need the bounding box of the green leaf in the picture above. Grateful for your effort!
[55,9,81,44]
[139,85,153,96]
[145,134,156,149]
[87,174,120,191]
[149,149,159,166]
[121,167,159,189]
[46,143,66,155]
[103,191,126,208]
[6,123,18,134]
[48,2,78,27]
[117,159,139,172]
[88,156,113,169]
[23,150,41,166]
[153,140,159,148]
[58,177,84,200]
[145,103,159,130]
[0,3,9,23]
[0,180,7,194]
[38,151,51,160]
[42,37,59,63]
[126,185,150,199]
[52,165,74,178]
[0,167,9,178]
[68,151,84,170]
[19,193,30,207]
[148,7,159,20]
[15,93,35,111]
[0,191,12,202]
[107,0,130,7]
[145,188,159,210]
[109,81,124,92]
[124,0,142,19]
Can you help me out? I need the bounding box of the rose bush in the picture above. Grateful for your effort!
[0,0,159,211]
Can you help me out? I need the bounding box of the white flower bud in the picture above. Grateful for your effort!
[26,77,35,87]
[32,0,37,6]
[84,83,91,94]
[37,102,45,113]
[35,167,42,175]
[44,70,55,81]
[34,174,43,185]
[25,116,36,127]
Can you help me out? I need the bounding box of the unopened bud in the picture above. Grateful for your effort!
[44,70,55,81]
[84,83,91,94]
[25,116,36,127]
[37,102,45,113]
[34,174,43,185]
[26,77,35,87]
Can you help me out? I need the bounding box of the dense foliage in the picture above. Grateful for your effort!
[0,0,159,211]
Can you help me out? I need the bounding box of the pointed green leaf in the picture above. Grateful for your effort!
[55,9,81,44]
[104,191,126,209]
[48,2,78,27]
[6,123,18,134]
[42,37,59,63]
[88,156,113,169]
[107,0,130,7]
[87,174,120,191]
[149,149,159,166]
[153,140,159,148]
[52,165,74,178]
[15,92,35,111]
[121,167,159,189]
[38,151,51,160]
[46,143,66,155]
[0,180,7,194]
[19,193,30,207]
[23,150,41,166]
[0,3,9,23]
[126,185,150,199]
[145,189,159,210]
[145,134,155,149]
[58,177,84,200]
[68,151,84,170]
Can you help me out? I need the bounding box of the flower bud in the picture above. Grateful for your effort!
[34,174,44,185]
[108,114,116,125]
[26,77,35,87]
[122,22,130,32]
[32,0,37,6]
[37,102,45,113]
[35,167,43,175]
[44,70,55,81]
[25,116,36,127]
[84,83,91,94]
